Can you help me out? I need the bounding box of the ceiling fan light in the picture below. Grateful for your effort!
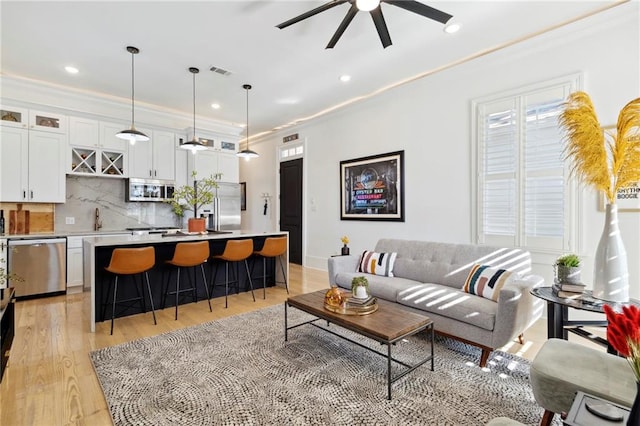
[443,21,461,34]
[356,0,380,12]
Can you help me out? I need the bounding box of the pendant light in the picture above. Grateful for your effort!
[116,46,149,144]
[180,67,208,153]
[237,84,259,159]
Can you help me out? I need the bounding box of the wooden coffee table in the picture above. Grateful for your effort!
[285,290,434,400]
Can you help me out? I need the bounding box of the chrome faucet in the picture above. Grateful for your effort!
[94,207,103,231]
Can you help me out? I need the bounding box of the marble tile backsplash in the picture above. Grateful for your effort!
[55,176,182,233]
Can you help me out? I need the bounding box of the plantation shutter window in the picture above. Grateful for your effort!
[473,76,581,253]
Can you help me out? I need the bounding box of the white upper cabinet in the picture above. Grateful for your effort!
[0,126,66,202]
[187,149,238,183]
[68,118,128,177]
[1,106,66,134]
[128,129,175,180]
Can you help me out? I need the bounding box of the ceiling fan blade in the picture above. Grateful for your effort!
[326,4,359,49]
[277,0,348,29]
[370,7,392,48]
[385,0,452,24]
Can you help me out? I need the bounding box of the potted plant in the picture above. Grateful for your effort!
[340,235,350,255]
[351,276,369,299]
[167,170,219,232]
[555,254,582,284]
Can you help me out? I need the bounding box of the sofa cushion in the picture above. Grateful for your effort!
[396,283,498,331]
[374,239,531,290]
[462,264,515,302]
[334,272,417,302]
[358,250,397,277]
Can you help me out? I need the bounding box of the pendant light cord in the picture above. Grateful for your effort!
[130,50,135,127]
[193,71,196,136]
[246,87,249,151]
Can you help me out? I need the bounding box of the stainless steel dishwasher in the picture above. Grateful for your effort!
[8,238,66,298]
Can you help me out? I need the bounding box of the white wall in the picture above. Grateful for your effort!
[241,2,640,296]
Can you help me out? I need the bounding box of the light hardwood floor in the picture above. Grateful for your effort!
[0,264,602,426]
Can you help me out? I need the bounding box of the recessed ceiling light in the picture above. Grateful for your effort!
[211,103,220,109]
[65,66,79,74]
[340,75,351,83]
[443,22,461,34]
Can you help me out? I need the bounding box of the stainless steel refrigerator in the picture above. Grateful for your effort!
[201,182,241,231]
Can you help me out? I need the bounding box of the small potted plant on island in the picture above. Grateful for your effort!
[351,276,369,299]
[167,170,219,232]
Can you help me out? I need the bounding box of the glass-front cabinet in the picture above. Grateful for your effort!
[68,117,127,177]
[0,106,66,133]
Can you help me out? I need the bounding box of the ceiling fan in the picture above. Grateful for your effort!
[276,0,453,49]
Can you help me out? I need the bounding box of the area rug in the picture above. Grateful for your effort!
[90,304,557,426]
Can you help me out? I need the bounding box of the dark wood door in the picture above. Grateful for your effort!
[280,158,303,264]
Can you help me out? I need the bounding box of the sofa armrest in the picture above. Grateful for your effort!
[327,255,359,286]
[491,274,545,347]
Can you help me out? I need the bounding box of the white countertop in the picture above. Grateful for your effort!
[83,230,287,248]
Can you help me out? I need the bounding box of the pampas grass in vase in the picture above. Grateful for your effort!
[559,92,640,302]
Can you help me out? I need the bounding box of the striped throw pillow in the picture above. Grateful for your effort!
[359,250,397,277]
[462,264,514,302]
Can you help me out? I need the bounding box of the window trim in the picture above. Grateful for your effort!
[470,73,584,256]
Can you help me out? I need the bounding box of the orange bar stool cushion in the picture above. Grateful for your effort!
[214,239,253,262]
[105,246,155,275]
[253,236,287,258]
[166,241,210,267]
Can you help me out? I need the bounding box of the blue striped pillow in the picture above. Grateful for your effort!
[462,264,514,301]
[359,250,397,277]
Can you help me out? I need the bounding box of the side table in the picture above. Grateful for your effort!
[564,391,630,425]
[530,287,640,354]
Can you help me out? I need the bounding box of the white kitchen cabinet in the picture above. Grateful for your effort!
[66,236,84,292]
[187,145,239,183]
[1,106,66,134]
[68,119,128,177]
[0,126,66,202]
[129,129,175,180]
[174,134,189,189]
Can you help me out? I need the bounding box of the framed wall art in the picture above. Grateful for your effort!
[340,150,405,221]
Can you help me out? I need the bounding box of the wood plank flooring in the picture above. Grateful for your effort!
[0,265,602,426]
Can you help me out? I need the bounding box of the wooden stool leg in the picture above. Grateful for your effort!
[540,409,555,426]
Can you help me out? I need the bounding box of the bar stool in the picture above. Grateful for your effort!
[210,239,256,308]
[251,236,289,298]
[162,241,212,320]
[104,246,157,335]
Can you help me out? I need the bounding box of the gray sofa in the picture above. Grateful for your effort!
[328,239,544,366]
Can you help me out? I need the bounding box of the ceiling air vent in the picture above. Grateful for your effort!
[210,66,232,76]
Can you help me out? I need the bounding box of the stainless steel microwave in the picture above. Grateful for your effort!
[125,178,175,202]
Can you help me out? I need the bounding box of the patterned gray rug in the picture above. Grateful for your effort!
[90,304,555,426]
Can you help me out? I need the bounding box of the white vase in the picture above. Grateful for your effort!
[593,203,629,302]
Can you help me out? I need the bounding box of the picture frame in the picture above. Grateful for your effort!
[240,182,246,211]
[340,150,404,221]
[598,125,640,211]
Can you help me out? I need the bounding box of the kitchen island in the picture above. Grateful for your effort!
[83,231,288,332]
